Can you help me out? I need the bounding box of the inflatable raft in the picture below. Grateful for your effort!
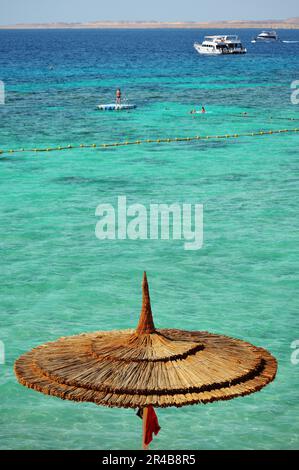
[97,103,137,111]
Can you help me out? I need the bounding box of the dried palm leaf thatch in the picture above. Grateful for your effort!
[14,273,277,409]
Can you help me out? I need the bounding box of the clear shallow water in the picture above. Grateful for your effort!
[0,29,299,450]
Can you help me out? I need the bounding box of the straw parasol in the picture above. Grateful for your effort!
[15,272,277,448]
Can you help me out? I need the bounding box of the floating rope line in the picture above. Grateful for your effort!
[268,116,299,122]
[1,128,298,155]
[227,114,299,121]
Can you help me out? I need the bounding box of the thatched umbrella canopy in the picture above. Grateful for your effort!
[15,272,277,447]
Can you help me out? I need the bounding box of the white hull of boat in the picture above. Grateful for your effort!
[194,43,246,55]
[252,38,278,43]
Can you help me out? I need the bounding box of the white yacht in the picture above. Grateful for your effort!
[194,35,247,55]
[252,31,279,42]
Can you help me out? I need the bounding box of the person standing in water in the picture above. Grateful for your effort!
[116,88,122,105]
[201,106,206,113]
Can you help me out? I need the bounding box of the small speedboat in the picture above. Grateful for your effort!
[97,103,137,111]
[251,31,279,43]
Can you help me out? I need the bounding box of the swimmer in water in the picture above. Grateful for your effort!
[201,106,206,113]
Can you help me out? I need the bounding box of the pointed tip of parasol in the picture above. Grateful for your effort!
[136,272,156,335]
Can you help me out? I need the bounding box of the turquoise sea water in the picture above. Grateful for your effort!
[0,29,299,450]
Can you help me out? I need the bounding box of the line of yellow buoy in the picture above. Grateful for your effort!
[0,128,298,155]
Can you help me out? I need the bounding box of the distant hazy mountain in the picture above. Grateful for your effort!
[1,17,299,29]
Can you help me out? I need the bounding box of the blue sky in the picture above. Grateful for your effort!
[0,0,298,24]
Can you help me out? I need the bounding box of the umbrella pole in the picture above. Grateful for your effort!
[142,407,149,450]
